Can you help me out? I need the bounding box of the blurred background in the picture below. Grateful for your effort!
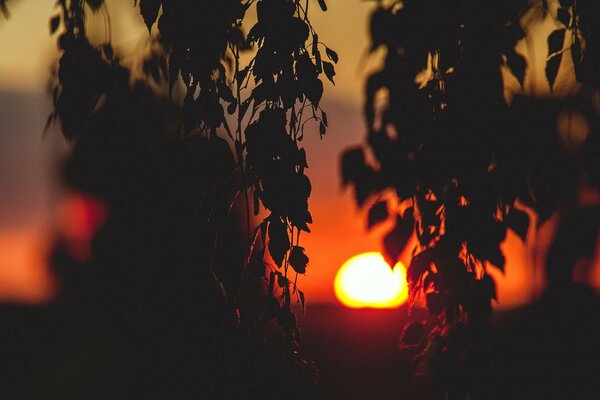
[1,0,599,398]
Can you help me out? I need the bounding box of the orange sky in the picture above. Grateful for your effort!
[0,0,594,308]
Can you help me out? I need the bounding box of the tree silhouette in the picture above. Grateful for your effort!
[342,0,600,398]
[2,0,336,398]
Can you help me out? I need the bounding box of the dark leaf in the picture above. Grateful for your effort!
[0,1,9,18]
[50,15,60,34]
[268,271,276,294]
[253,188,260,216]
[305,78,323,106]
[367,201,388,229]
[276,309,296,331]
[548,29,566,56]
[289,246,309,274]
[227,101,237,115]
[400,322,425,347]
[557,8,570,27]
[315,49,322,73]
[312,33,319,57]
[294,327,302,343]
[319,120,327,136]
[505,208,529,242]
[322,61,335,84]
[325,47,338,63]
[85,0,103,11]
[321,110,328,127]
[277,273,288,287]
[102,44,113,59]
[299,290,306,313]
[546,53,562,91]
[426,292,447,316]
[482,274,497,301]
[383,217,414,267]
[268,218,289,267]
[546,29,565,90]
[140,0,161,32]
[572,36,582,80]
[408,249,434,293]
[237,66,250,84]
[317,0,327,11]
[341,147,366,186]
[506,50,526,87]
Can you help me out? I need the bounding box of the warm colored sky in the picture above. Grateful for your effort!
[0,0,579,306]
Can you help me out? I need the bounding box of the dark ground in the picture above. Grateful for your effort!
[298,304,435,400]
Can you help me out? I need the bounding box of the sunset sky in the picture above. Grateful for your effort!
[0,0,586,307]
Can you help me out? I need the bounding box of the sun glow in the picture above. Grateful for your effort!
[334,252,408,309]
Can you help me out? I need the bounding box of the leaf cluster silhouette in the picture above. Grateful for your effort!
[342,0,600,398]
[2,0,337,398]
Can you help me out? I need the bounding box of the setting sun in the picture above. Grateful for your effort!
[334,252,409,309]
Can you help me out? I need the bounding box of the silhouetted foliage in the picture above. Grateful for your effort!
[2,0,336,398]
[342,0,600,398]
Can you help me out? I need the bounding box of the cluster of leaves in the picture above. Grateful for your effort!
[343,0,600,398]
[136,4,337,340]
[44,0,336,396]
[545,0,600,89]
[237,0,337,352]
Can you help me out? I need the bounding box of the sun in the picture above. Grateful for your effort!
[334,252,409,309]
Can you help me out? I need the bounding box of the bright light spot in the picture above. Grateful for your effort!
[334,252,408,309]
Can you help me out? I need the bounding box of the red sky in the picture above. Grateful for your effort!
[0,0,596,308]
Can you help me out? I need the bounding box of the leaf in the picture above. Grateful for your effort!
[0,1,9,18]
[277,273,288,287]
[367,201,388,229]
[315,49,322,73]
[505,208,529,242]
[50,15,60,34]
[548,29,566,56]
[546,29,565,90]
[572,36,582,80]
[102,44,113,59]
[312,33,319,57]
[237,66,250,84]
[557,7,570,27]
[383,217,414,267]
[304,78,323,106]
[325,47,338,63]
[268,218,289,267]
[341,147,366,186]
[321,110,328,127]
[317,0,327,11]
[322,61,335,85]
[319,120,327,136]
[408,249,435,293]
[289,246,309,274]
[140,0,161,32]
[400,322,425,347]
[294,327,302,343]
[426,292,447,316]
[276,309,296,331]
[85,0,103,11]
[546,53,562,91]
[268,271,276,294]
[227,101,237,115]
[506,50,526,87]
[253,188,260,216]
[299,290,306,313]
[482,274,497,301]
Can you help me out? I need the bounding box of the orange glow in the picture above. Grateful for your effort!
[334,252,408,309]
